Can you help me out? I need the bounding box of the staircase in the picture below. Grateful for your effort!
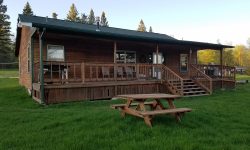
[161,64,212,97]
[172,79,209,97]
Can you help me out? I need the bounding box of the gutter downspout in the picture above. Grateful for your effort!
[30,28,36,97]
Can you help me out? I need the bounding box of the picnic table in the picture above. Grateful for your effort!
[111,93,192,127]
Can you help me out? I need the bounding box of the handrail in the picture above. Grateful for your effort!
[161,65,184,95]
[190,64,212,94]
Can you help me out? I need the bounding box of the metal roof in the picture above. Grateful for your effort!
[15,14,233,56]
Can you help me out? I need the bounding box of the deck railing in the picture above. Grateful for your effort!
[161,65,184,95]
[194,64,235,81]
[34,61,165,84]
[190,64,213,94]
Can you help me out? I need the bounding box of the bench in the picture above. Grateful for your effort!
[111,101,155,109]
[139,108,192,116]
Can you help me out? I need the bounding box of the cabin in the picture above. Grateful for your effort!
[15,14,235,104]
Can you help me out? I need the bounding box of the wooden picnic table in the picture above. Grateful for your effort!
[111,93,192,127]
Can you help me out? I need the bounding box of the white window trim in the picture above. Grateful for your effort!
[47,44,65,61]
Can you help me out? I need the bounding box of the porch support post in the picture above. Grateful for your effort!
[113,41,117,95]
[220,48,223,89]
[31,35,34,97]
[39,28,46,104]
[189,49,192,77]
[156,44,159,79]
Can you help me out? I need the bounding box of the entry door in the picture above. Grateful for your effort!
[180,54,188,73]
[153,52,164,79]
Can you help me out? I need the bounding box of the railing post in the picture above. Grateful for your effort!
[114,63,117,81]
[181,79,184,96]
[81,62,85,83]
[136,64,139,79]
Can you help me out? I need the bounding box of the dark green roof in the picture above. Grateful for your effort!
[16,14,233,56]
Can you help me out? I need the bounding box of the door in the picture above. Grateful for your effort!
[180,54,188,73]
[153,52,164,79]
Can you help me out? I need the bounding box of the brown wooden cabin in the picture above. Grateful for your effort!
[15,14,235,104]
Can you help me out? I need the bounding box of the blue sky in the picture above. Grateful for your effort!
[5,0,250,45]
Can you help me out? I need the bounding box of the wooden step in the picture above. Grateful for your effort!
[184,93,209,97]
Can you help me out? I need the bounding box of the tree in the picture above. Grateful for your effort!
[247,37,250,48]
[88,9,95,25]
[0,0,15,62]
[66,3,80,22]
[197,50,220,64]
[79,13,87,23]
[52,12,58,19]
[149,26,153,32]
[233,45,247,66]
[100,11,108,27]
[223,48,234,66]
[137,19,146,32]
[22,2,33,15]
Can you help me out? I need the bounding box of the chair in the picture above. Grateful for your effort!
[117,67,124,79]
[125,66,134,79]
[102,66,110,79]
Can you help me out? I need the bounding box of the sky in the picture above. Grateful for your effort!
[4,0,250,45]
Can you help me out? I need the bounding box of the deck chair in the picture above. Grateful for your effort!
[102,66,110,79]
[117,67,124,79]
[125,66,134,79]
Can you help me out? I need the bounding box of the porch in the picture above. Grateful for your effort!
[32,61,235,104]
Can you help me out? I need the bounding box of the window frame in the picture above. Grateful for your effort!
[47,44,65,62]
[116,50,136,64]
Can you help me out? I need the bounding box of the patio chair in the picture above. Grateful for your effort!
[102,66,110,79]
[125,66,134,79]
[117,66,124,79]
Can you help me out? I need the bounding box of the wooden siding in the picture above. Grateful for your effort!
[44,82,167,104]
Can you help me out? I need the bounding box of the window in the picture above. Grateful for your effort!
[180,54,188,72]
[47,45,65,61]
[116,51,136,63]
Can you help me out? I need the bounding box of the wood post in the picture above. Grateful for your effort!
[81,62,85,83]
[156,44,159,79]
[39,28,45,104]
[114,41,117,81]
[220,49,223,88]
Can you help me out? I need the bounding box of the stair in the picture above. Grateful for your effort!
[169,79,209,97]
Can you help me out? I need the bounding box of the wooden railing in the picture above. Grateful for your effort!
[195,64,235,81]
[161,65,184,95]
[190,64,213,94]
[35,61,165,84]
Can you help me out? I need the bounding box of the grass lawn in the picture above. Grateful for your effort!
[236,74,250,80]
[0,78,249,150]
[0,69,19,78]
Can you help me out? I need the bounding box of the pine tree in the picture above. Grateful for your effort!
[149,26,153,32]
[52,12,58,19]
[79,13,87,23]
[22,2,33,15]
[137,19,146,32]
[88,9,95,25]
[100,11,108,27]
[66,3,80,22]
[0,0,14,62]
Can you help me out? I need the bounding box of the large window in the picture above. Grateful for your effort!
[116,51,136,63]
[180,54,188,72]
[47,45,65,61]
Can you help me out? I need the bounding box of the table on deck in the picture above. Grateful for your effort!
[111,93,192,127]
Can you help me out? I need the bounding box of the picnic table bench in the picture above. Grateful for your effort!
[111,93,192,127]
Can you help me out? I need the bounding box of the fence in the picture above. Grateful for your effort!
[0,62,18,69]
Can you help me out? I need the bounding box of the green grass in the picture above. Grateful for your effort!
[236,74,250,80]
[0,78,249,150]
[0,69,19,78]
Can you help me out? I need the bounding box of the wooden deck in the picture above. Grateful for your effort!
[32,62,236,104]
